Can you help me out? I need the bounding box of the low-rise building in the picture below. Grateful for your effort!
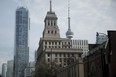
[84,30,116,77]
[84,42,107,77]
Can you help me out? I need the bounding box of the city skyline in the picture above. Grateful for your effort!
[0,0,116,74]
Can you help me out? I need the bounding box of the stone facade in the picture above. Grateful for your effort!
[57,58,84,77]
[35,1,89,77]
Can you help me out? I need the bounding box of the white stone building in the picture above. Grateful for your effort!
[35,0,85,70]
[72,40,89,57]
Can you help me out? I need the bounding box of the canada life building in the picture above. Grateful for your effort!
[14,7,29,77]
[35,0,88,70]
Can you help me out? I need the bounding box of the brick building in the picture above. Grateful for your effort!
[84,30,116,77]
[107,31,116,77]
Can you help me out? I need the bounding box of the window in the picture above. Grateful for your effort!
[55,58,58,62]
[59,64,62,67]
[68,54,70,57]
[51,22,53,26]
[64,58,66,62]
[45,41,47,45]
[48,22,50,26]
[68,42,70,45]
[48,53,50,57]
[72,53,74,57]
[55,31,57,34]
[16,11,22,14]
[55,42,57,45]
[64,53,66,57]
[51,31,53,34]
[55,53,57,57]
[59,58,62,62]
[48,30,50,33]
[52,42,54,45]
[48,58,50,62]
[49,42,51,45]
[45,46,47,48]
[59,42,60,45]
[54,22,56,26]
[59,53,61,57]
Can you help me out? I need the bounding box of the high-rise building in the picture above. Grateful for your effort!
[14,7,29,77]
[2,63,7,77]
[6,60,13,77]
[96,32,108,44]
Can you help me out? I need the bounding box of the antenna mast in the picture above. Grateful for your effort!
[66,0,74,39]
[68,0,71,30]
[50,0,52,12]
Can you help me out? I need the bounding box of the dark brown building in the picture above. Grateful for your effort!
[107,31,116,77]
[84,30,116,77]
[84,43,106,77]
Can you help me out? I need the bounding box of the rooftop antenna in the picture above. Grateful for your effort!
[66,0,74,39]
[68,0,70,30]
[50,0,52,12]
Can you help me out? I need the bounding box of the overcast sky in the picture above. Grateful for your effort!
[0,0,116,74]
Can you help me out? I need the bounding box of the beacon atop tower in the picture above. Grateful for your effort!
[66,0,74,39]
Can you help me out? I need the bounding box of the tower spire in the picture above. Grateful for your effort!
[68,0,70,30]
[66,0,74,39]
[50,0,52,12]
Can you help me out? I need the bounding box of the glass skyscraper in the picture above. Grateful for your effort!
[14,7,29,77]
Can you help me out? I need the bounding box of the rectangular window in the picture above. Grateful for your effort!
[64,58,66,62]
[64,53,66,57]
[59,53,61,57]
[45,41,47,45]
[59,58,62,62]
[48,53,50,57]
[55,53,57,57]
[48,58,50,62]
[49,42,51,45]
